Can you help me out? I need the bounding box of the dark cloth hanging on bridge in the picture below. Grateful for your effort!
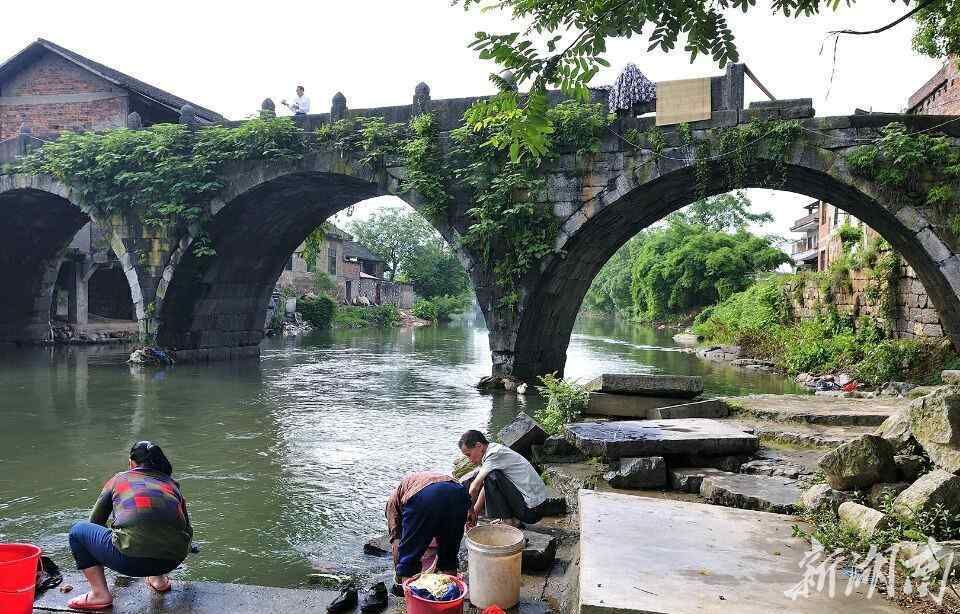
[608,63,656,113]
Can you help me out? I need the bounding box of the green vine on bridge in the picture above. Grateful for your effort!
[846,122,960,240]
[4,117,306,257]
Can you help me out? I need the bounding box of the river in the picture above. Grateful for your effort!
[0,317,805,587]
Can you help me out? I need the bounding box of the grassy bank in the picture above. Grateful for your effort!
[692,274,959,385]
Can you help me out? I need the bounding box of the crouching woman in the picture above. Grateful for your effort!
[67,441,193,611]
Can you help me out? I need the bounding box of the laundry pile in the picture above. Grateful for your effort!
[408,573,462,602]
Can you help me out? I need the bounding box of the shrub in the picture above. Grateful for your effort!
[298,295,336,329]
[313,271,337,296]
[855,340,922,386]
[412,294,470,322]
[334,304,401,328]
[534,373,589,435]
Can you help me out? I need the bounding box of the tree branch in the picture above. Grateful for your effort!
[829,0,939,36]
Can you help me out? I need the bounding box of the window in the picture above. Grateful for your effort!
[328,247,337,275]
[833,206,840,227]
[285,256,293,271]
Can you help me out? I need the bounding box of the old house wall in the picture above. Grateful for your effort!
[909,58,960,115]
[788,263,944,339]
[0,51,128,139]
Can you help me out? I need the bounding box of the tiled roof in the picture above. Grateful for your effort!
[343,240,383,262]
[0,39,225,123]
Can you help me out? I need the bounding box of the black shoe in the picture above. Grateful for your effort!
[390,582,404,598]
[327,587,358,613]
[360,582,388,613]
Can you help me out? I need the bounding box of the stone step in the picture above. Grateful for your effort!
[729,394,902,427]
[585,395,729,420]
[699,471,802,514]
[669,467,730,493]
[35,572,343,613]
[584,374,703,398]
[577,491,900,614]
[565,418,759,460]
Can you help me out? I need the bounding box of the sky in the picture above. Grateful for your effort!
[0,1,946,243]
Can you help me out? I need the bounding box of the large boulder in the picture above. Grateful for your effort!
[893,469,960,519]
[873,409,915,453]
[801,484,852,514]
[909,385,960,473]
[838,502,891,537]
[603,456,667,489]
[818,434,898,491]
[498,412,547,457]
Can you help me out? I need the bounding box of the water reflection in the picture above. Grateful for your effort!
[0,318,801,587]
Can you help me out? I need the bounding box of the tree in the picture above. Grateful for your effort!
[667,192,774,232]
[400,242,471,299]
[630,220,790,321]
[347,207,434,280]
[457,0,948,160]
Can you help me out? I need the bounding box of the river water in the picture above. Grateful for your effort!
[0,317,804,587]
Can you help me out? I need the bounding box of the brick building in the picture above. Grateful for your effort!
[278,224,413,309]
[0,38,222,140]
[908,56,960,115]
[0,39,222,333]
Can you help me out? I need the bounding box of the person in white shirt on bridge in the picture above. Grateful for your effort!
[282,85,310,116]
[458,429,548,528]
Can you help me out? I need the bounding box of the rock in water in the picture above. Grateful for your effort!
[819,434,897,490]
[498,412,547,457]
[801,484,852,514]
[893,469,960,518]
[909,385,960,473]
[874,409,915,453]
[838,502,891,537]
[603,457,667,489]
[363,533,391,557]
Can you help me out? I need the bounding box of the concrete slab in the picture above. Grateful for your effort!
[730,394,903,427]
[34,573,343,613]
[699,472,802,514]
[585,392,681,418]
[578,492,901,614]
[565,418,759,460]
[584,374,703,398]
[654,399,729,420]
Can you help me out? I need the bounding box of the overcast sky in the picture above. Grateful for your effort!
[0,1,945,243]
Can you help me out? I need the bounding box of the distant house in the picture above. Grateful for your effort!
[278,225,413,309]
[908,55,960,116]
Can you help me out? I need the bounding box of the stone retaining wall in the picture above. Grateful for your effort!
[788,263,945,339]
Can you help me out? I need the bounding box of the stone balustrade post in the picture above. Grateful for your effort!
[413,82,431,116]
[331,92,348,122]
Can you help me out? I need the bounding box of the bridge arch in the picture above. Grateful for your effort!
[0,175,147,344]
[503,124,960,381]
[152,153,473,360]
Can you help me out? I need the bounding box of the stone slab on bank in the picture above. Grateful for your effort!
[730,394,903,427]
[586,394,728,419]
[34,572,344,613]
[584,374,703,398]
[577,491,901,614]
[699,471,802,513]
[565,418,759,459]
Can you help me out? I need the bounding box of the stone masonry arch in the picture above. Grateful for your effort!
[0,174,148,344]
[152,152,476,360]
[497,114,960,381]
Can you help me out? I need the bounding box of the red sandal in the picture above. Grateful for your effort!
[67,592,113,610]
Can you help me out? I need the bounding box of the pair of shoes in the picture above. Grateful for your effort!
[328,582,388,614]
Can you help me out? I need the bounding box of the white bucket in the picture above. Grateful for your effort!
[465,525,525,609]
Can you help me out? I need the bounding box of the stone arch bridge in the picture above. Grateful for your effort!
[3,65,960,382]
